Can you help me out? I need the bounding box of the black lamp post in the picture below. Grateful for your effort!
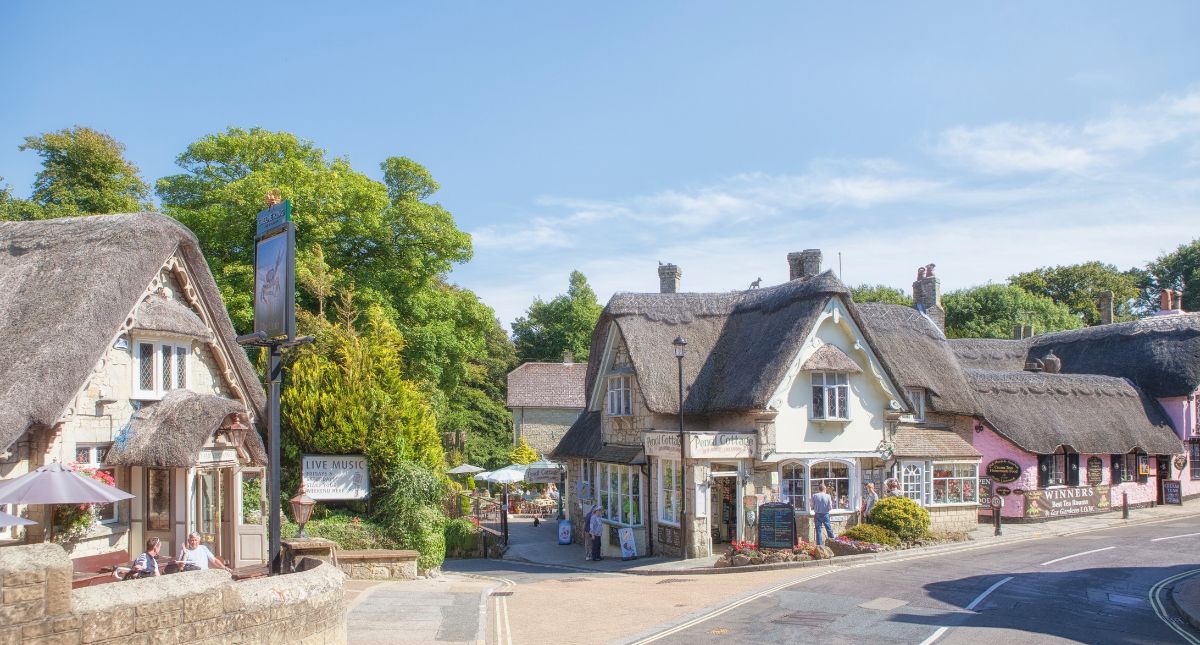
[673,335,688,559]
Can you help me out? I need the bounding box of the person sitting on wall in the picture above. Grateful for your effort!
[126,536,163,579]
[178,532,231,572]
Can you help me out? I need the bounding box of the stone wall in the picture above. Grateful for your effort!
[513,407,582,458]
[336,550,418,581]
[0,543,346,645]
[928,505,978,533]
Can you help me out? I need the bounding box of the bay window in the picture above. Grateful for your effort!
[658,458,681,525]
[931,463,978,504]
[810,461,850,510]
[781,463,806,511]
[596,463,643,526]
[606,375,632,416]
[811,373,850,420]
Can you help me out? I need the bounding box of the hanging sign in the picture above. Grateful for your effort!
[302,454,369,500]
[985,459,1022,483]
[526,467,562,484]
[1163,480,1183,506]
[253,200,295,340]
[756,502,796,549]
[1024,484,1110,519]
[1086,457,1103,485]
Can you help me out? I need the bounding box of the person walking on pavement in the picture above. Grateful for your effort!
[862,482,879,519]
[588,505,604,561]
[810,483,835,546]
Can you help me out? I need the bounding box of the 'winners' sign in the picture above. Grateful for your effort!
[302,454,369,500]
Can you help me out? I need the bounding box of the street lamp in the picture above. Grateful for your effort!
[672,335,688,559]
[289,483,316,538]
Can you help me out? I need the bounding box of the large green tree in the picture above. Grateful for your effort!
[1143,239,1200,312]
[849,284,913,306]
[511,270,603,363]
[943,284,1082,339]
[1008,261,1142,325]
[17,126,151,217]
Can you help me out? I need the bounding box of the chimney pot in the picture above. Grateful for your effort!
[658,263,682,294]
[1098,290,1114,325]
[787,249,822,280]
[912,263,945,332]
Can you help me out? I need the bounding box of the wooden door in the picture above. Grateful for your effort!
[234,469,267,567]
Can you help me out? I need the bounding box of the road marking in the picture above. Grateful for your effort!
[462,573,514,645]
[1151,532,1200,542]
[1149,568,1200,645]
[918,576,1014,645]
[1039,546,1116,566]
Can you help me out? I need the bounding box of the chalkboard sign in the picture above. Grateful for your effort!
[1163,479,1183,506]
[756,502,796,549]
[1086,457,1103,485]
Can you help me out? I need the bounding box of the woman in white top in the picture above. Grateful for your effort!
[179,532,230,571]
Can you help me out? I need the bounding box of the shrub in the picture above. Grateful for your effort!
[842,523,900,547]
[392,505,447,571]
[868,496,930,542]
[444,518,480,557]
[281,511,400,551]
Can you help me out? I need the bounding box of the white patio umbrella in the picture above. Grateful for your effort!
[448,464,485,475]
[0,510,36,527]
[0,463,134,541]
[486,465,528,484]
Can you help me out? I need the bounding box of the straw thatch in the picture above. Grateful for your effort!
[949,338,1032,372]
[965,369,1179,455]
[800,345,863,373]
[857,304,982,416]
[892,427,980,459]
[130,292,213,340]
[0,213,266,452]
[107,390,267,467]
[582,272,904,415]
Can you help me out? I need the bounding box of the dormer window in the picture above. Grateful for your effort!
[905,388,926,422]
[606,375,632,416]
[133,338,190,400]
[811,372,849,420]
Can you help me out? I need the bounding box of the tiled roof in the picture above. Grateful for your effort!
[892,427,980,459]
[507,362,588,408]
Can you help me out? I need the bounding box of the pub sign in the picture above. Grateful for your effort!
[985,459,1022,483]
[1024,484,1110,519]
[253,200,295,340]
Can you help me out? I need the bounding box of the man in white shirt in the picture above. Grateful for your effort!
[179,532,230,571]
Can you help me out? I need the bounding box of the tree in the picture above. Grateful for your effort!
[512,271,603,363]
[0,178,43,221]
[1144,239,1200,313]
[849,284,913,306]
[18,126,151,216]
[943,284,1082,339]
[1008,261,1142,325]
[509,436,539,465]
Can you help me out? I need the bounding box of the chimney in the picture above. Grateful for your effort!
[912,263,945,332]
[1157,288,1184,315]
[787,249,822,280]
[562,350,574,364]
[1098,290,1114,325]
[658,263,682,294]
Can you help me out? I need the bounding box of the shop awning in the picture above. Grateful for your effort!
[892,427,980,460]
[107,390,266,468]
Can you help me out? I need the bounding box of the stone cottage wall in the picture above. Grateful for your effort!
[0,543,346,645]
[513,408,582,458]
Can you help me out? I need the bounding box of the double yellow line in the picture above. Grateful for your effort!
[1148,568,1200,645]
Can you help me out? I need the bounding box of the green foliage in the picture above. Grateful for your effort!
[241,478,264,525]
[943,284,1082,339]
[52,505,96,546]
[281,511,399,551]
[1008,261,1142,325]
[509,436,539,465]
[444,518,480,557]
[1145,238,1200,312]
[842,523,900,546]
[371,462,449,570]
[16,126,151,217]
[849,284,913,306]
[511,270,603,363]
[868,496,930,542]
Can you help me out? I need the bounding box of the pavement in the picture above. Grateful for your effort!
[1172,571,1200,633]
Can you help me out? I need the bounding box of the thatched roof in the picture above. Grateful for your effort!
[0,213,266,452]
[892,427,980,459]
[857,304,982,416]
[583,272,901,415]
[950,314,1200,398]
[965,369,1180,455]
[108,390,266,467]
[551,411,599,459]
[507,362,588,408]
[800,345,862,373]
[130,292,213,339]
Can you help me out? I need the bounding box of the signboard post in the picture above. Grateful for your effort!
[756,502,796,549]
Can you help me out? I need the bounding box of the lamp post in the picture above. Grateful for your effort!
[673,335,688,559]
[289,483,316,538]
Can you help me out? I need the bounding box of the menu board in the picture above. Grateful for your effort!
[1163,480,1183,506]
[986,459,1022,483]
[1086,457,1103,485]
[756,502,796,549]
[978,477,993,509]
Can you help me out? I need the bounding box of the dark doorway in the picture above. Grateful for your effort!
[1156,455,1171,504]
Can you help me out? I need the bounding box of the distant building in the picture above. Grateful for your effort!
[506,353,588,458]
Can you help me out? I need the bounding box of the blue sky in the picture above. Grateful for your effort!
[2,2,1198,328]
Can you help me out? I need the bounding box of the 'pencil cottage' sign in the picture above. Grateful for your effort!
[643,431,756,459]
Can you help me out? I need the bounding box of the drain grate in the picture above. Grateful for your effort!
[559,577,589,583]
[771,610,840,627]
[656,578,693,585]
[491,591,514,597]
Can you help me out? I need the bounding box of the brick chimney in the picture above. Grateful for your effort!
[1157,288,1184,316]
[912,263,945,332]
[787,249,822,280]
[658,263,682,294]
[1098,290,1114,325]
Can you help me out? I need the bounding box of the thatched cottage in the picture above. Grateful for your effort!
[0,213,269,567]
[554,253,980,558]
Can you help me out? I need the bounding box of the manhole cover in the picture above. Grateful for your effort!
[491,591,514,597]
[771,610,841,627]
[656,578,693,584]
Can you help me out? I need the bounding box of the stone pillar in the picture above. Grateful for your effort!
[658,263,682,294]
[787,249,822,280]
[912,264,945,332]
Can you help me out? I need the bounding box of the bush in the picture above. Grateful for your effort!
[868,496,930,542]
[281,511,400,550]
[842,523,900,547]
[389,505,447,571]
[374,462,445,520]
[444,518,480,557]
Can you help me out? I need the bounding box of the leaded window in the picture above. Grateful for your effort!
[811,373,850,420]
[133,338,190,399]
[139,343,155,391]
[782,463,806,511]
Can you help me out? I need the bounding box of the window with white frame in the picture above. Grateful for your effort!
[76,443,118,524]
[900,462,925,504]
[133,338,190,400]
[931,463,978,505]
[658,458,681,525]
[606,375,632,416]
[596,462,643,525]
[810,461,851,510]
[811,373,850,420]
[580,459,594,502]
[905,388,925,422]
[781,463,807,511]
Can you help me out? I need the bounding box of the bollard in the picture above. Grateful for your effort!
[1122,492,1129,519]
[993,507,1002,536]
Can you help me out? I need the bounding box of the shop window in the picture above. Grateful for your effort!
[811,373,850,420]
[905,388,925,422]
[580,459,594,502]
[1191,442,1200,481]
[76,444,118,524]
[931,463,978,505]
[900,462,926,505]
[133,338,190,400]
[606,376,632,416]
[1038,448,1078,487]
[1111,452,1143,483]
[596,463,642,526]
[658,458,681,525]
[781,463,806,511]
[810,461,850,510]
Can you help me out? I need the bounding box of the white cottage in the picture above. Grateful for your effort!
[0,213,268,571]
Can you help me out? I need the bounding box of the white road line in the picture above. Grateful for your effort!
[1149,569,1200,645]
[1150,532,1200,542]
[1039,546,1116,566]
[919,576,1014,645]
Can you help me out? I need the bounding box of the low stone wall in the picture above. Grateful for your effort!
[928,505,977,533]
[0,543,347,644]
[336,550,418,581]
